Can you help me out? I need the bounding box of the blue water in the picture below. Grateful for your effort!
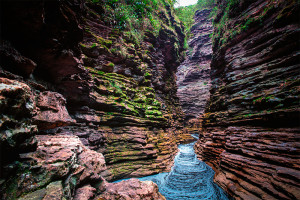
[114,135,229,200]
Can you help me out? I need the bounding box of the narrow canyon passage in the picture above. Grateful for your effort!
[0,0,299,199]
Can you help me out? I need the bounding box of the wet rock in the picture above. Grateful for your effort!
[96,178,166,200]
[196,127,300,200]
[103,126,178,180]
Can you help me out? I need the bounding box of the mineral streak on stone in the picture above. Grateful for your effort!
[195,0,300,199]
[176,8,213,127]
[0,0,186,199]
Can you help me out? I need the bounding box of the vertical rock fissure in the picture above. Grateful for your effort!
[176,8,213,132]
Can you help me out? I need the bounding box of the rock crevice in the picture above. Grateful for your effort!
[176,8,213,128]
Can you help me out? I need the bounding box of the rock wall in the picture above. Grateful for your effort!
[195,0,300,199]
[0,0,186,199]
[176,9,212,127]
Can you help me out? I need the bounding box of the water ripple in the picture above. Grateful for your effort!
[115,138,229,200]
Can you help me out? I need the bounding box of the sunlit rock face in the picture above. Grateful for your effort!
[0,0,185,199]
[176,9,213,126]
[195,0,300,199]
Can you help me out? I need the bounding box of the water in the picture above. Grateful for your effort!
[114,134,229,200]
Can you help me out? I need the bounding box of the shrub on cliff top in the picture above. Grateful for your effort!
[175,5,197,39]
[175,0,216,41]
[90,0,178,44]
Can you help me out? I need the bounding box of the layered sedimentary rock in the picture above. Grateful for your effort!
[0,0,185,199]
[176,8,213,126]
[195,0,300,199]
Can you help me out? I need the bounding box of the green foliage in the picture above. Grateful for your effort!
[144,71,152,78]
[196,0,215,8]
[241,18,254,30]
[211,0,272,48]
[90,43,97,48]
[175,5,197,39]
[175,0,216,46]
[98,0,172,44]
[107,62,115,67]
[208,5,218,18]
[228,0,239,7]
[183,38,188,49]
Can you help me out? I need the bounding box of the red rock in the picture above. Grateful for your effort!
[74,185,96,200]
[5,135,109,199]
[33,91,75,130]
[96,178,166,200]
[195,1,300,199]
[196,126,300,200]
[176,9,212,124]
[78,148,107,182]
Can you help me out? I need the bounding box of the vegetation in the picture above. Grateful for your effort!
[211,0,276,48]
[86,67,165,121]
[175,0,216,42]
[89,0,178,44]
[175,5,197,38]
[174,0,283,50]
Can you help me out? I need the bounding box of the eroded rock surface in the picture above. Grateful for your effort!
[2,134,108,199]
[176,9,212,131]
[33,91,75,130]
[195,0,300,199]
[96,178,166,200]
[0,0,186,199]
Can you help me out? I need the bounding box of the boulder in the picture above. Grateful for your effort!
[96,178,166,200]
[33,91,75,130]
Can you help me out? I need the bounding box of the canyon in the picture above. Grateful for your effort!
[0,0,299,199]
[193,0,300,199]
[0,0,189,199]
